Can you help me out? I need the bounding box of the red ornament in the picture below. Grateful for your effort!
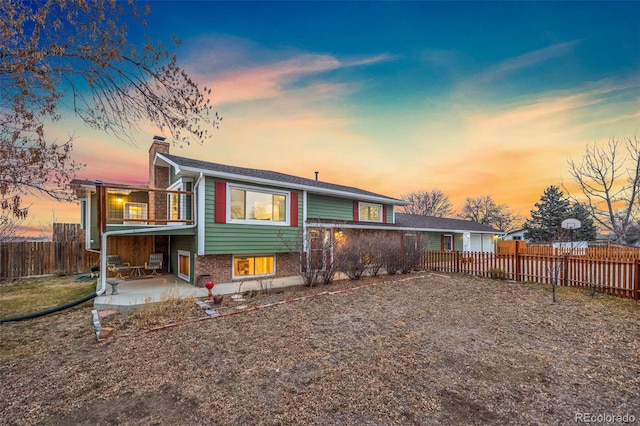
[205,280,214,290]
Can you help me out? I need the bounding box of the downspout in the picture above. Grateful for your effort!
[302,190,309,270]
[97,173,204,296]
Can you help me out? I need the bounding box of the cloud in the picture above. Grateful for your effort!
[183,36,394,106]
[474,40,581,85]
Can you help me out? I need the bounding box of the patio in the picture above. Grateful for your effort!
[94,274,208,310]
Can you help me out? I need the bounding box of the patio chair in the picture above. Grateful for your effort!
[106,255,131,279]
[144,253,163,275]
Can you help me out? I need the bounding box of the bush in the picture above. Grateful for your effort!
[489,268,508,280]
[336,242,367,280]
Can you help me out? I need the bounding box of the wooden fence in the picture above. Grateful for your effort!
[498,240,640,260]
[422,250,640,300]
[0,241,99,279]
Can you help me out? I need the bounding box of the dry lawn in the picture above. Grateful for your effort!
[1,273,639,425]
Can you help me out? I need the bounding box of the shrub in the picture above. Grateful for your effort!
[336,240,367,280]
[489,268,508,280]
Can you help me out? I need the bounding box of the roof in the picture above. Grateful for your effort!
[394,213,502,233]
[157,153,408,205]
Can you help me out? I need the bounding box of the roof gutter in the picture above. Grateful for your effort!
[96,173,204,296]
[306,222,504,235]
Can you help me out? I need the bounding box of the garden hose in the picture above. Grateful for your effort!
[0,292,97,324]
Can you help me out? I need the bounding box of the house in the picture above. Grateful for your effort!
[502,228,527,241]
[73,136,502,293]
[394,213,500,252]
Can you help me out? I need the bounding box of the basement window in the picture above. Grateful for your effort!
[233,255,275,278]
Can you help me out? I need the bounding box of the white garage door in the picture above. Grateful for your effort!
[470,234,495,252]
[470,234,482,252]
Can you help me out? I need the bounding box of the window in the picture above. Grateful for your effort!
[167,179,192,223]
[123,202,148,224]
[229,186,288,224]
[359,202,382,222]
[443,234,453,251]
[178,250,190,281]
[169,193,180,221]
[233,255,275,278]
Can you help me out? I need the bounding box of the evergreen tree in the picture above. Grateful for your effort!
[569,202,597,241]
[524,186,570,242]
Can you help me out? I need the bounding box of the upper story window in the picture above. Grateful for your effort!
[167,179,192,222]
[359,202,382,222]
[229,185,288,225]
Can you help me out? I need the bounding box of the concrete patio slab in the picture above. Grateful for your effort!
[94,274,208,310]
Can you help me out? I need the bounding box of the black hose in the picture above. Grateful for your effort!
[0,292,98,324]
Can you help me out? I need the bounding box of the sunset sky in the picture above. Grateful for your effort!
[21,1,640,237]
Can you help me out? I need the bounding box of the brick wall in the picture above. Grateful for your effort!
[194,252,300,286]
[195,254,232,285]
[148,136,170,222]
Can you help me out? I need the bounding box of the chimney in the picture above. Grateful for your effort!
[314,171,319,181]
[148,136,170,224]
[149,136,170,189]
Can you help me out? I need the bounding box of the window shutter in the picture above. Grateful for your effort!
[214,181,227,223]
[382,204,387,223]
[290,191,298,227]
[353,201,359,221]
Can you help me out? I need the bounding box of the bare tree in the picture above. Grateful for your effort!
[567,136,640,244]
[278,228,339,286]
[1,0,221,228]
[459,195,522,232]
[401,189,454,217]
[0,213,25,242]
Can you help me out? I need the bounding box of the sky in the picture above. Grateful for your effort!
[19,1,640,237]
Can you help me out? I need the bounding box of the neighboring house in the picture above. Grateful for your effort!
[72,136,502,292]
[502,229,527,241]
[394,213,501,253]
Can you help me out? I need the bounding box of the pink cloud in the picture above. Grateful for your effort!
[190,51,392,106]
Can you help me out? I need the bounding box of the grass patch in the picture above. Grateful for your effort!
[0,276,97,319]
[102,288,199,332]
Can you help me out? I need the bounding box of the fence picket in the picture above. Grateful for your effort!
[0,241,99,279]
[422,250,639,301]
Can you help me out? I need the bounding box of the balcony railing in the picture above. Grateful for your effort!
[95,184,194,231]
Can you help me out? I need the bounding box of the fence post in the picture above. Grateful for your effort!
[514,241,521,281]
[634,259,640,301]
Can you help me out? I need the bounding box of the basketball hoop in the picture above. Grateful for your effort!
[561,218,581,230]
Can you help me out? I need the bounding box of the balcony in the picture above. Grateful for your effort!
[95,184,194,232]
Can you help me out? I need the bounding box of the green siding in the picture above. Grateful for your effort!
[308,195,395,224]
[89,194,100,250]
[307,194,353,221]
[204,177,303,254]
[170,166,179,185]
[420,232,464,251]
[385,205,394,224]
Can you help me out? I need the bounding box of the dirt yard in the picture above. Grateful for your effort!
[1,273,639,425]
